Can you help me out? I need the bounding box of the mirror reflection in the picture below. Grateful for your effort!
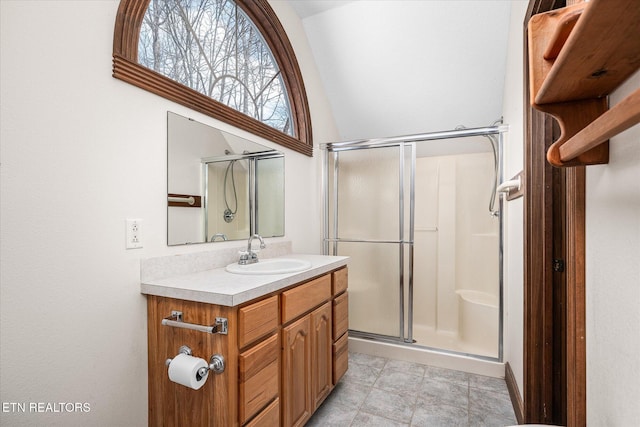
[167,112,284,246]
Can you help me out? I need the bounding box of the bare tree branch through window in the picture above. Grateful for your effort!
[139,0,293,135]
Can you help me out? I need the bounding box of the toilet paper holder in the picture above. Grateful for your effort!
[165,345,225,375]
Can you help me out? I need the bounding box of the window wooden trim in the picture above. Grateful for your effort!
[112,0,313,156]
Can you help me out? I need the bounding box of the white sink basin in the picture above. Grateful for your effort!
[225,258,312,275]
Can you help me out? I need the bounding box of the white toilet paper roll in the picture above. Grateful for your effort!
[167,353,209,390]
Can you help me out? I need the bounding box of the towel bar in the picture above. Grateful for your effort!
[161,311,228,335]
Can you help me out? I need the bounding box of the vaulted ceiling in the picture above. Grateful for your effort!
[287,0,514,142]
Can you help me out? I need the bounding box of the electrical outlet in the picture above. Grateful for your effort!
[126,219,143,249]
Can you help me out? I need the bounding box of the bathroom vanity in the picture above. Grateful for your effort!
[141,246,348,427]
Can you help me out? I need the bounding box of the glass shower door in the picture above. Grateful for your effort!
[323,127,505,361]
[326,145,410,340]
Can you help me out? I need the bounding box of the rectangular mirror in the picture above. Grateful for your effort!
[167,112,284,245]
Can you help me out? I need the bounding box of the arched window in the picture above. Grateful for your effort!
[113,0,313,156]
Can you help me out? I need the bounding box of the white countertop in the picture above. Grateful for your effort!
[141,253,348,306]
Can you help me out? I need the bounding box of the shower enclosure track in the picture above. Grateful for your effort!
[321,124,507,362]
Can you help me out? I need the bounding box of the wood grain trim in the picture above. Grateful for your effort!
[524,2,588,424]
[528,3,586,101]
[535,0,640,105]
[146,296,238,426]
[332,267,348,296]
[542,5,585,60]
[332,292,349,340]
[565,167,586,427]
[239,333,279,382]
[332,332,348,385]
[505,362,524,425]
[311,302,333,411]
[238,333,279,424]
[237,0,313,147]
[244,398,280,427]
[558,88,640,162]
[524,4,561,424]
[282,316,312,427]
[543,98,609,167]
[112,0,313,156]
[238,295,279,349]
[523,100,556,424]
[239,359,279,424]
[528,2,609,167]
[281,275,332,324]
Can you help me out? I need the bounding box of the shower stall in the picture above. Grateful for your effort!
[321,125,507,363]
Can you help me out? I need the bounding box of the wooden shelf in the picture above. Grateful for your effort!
[528,0,640,167]
[558,88,640,163]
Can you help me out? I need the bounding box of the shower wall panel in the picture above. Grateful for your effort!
[255,157,284,237]
[454,153,499,298]
[412,152,499,356]
[435,156,458,335]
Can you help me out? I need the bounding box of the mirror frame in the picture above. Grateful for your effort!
[113,0,313,156]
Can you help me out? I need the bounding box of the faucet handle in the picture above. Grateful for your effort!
[237,251,250,265]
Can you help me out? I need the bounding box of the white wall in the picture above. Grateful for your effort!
[585,71,640,425]
[0,1,337,425]
[501,0,529,396]
[298,0,512,140]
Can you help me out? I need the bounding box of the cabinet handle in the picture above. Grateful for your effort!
[161,311,228,335]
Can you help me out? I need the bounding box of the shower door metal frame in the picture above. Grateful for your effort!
[321,125,508,361]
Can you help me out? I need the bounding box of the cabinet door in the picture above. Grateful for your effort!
[311,302,332,410]
[282,316,312,427]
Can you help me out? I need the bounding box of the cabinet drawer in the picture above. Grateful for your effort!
[332,268,348,295]
[332,332,348,385]
[332,292,348,340]
[245,398,279,427]
[282,274,331,323]
[239,334,279,423]
[238,295,278,348]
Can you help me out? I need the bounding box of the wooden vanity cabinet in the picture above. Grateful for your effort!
[146,267,348,427]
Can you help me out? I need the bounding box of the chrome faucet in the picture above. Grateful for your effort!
[238,234,266,265]
[210,233,228,242]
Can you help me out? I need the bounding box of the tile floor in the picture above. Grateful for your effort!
[308,352,517,427]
